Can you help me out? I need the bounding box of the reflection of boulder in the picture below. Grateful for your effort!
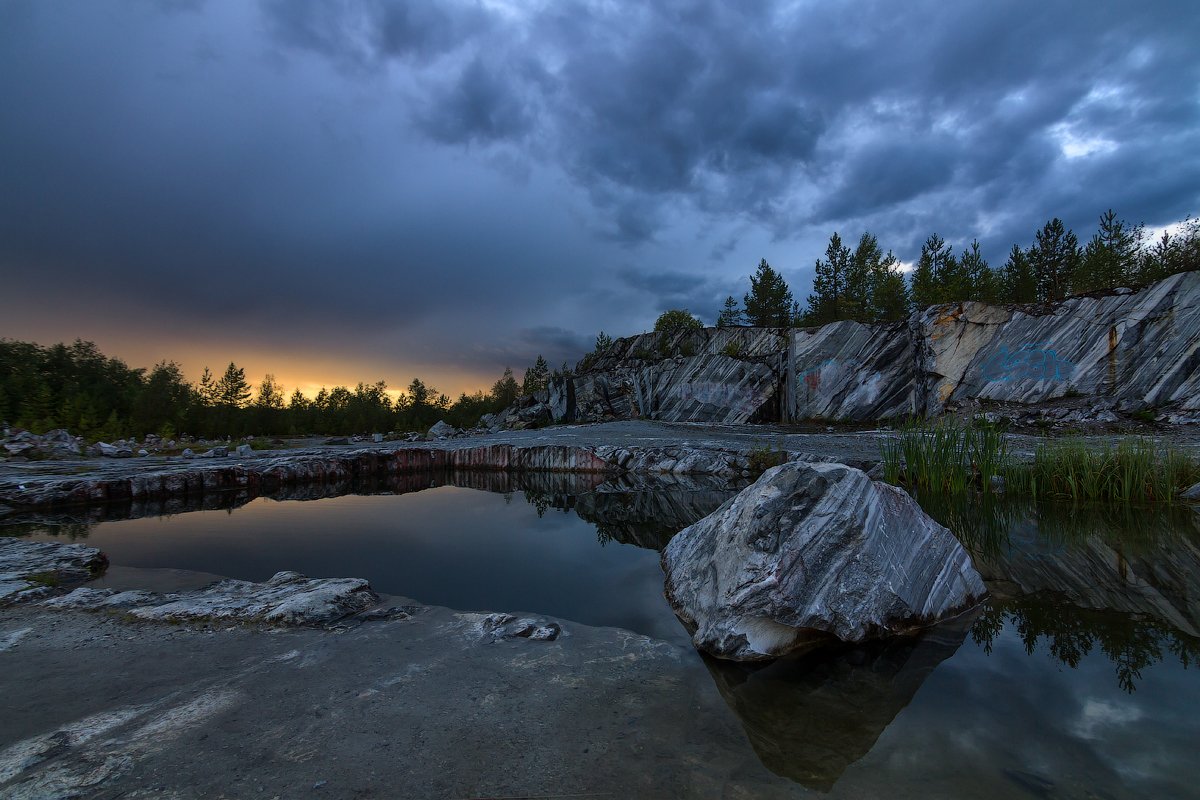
[571,488,735,550]
[705,614,974,791]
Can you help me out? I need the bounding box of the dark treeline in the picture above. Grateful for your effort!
[0,340,557,440]
[713,211,1199,328]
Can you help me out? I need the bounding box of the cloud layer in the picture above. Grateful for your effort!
[1,0,1197,392]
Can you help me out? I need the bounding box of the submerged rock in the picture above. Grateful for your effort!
[44,570,377,626]
[662,461,986,661]
[0,539,108,605]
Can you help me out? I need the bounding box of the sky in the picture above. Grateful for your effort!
[2,0,1198,399]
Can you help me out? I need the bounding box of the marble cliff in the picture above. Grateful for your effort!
[515,271,1200,425]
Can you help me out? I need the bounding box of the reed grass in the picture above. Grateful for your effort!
[881,421,1200,504]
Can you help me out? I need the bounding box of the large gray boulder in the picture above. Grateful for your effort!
[662,461,986,661]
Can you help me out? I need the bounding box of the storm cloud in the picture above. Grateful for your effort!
[1,0,1197,394]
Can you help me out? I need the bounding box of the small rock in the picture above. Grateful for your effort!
[181,448,195,459]
[427,420,459,439]
[138,448,149,457]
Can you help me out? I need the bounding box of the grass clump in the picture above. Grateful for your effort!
[880,420,1008,494]
[882,420,1200,504]
[747,443,788,477]
[1005,438,1199,504]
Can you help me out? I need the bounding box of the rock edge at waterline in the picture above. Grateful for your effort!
[662,460,987,661]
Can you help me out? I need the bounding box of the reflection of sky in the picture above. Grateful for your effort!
[832,623,1200,798]
[15,487,1200,797]
[19,487,689,645]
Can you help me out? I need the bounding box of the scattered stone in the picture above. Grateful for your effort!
[181,448,195,458]
[198,446,228,458]
[138,448,149,457]
[476,612,564,642]
[662,461,986,661]
[324,437,348,445]
[427,420,459,439]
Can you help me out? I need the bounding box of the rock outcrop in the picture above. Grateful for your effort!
[662,461,986,661]
[0,539,108,604]
[43,570,377,626]
[526,271,1200,425]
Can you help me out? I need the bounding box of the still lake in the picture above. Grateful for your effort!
[7,479,1200,797]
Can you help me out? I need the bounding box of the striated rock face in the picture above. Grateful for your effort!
[791,319,915,420]
[44,570,377,625]
[548,271,1200,424]
[0,539,108,605]
[662,461,986,661]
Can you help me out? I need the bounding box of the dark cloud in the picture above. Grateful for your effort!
[1,0,1197,392]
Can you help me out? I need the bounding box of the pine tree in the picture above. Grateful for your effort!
[1078,210,1140,292]
[491,368,520,407]
[744,259,794,327]
[805,236,850,325]
[912,234,951,308]
[959,240,997,302]
[215,362,251,408]
[1000,244,1037,303]
[872,258,910,321]
[1030,218,1080,302]
[522,355,550,395]
[716,296,746,327]
[198,367,217,407]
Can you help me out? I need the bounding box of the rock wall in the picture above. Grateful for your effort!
[551,271,1200,424]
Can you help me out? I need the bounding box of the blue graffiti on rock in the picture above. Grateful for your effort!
[980,342,1074,383]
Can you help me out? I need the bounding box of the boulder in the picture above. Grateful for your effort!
[96,442,133,458]
[235,444,256,458]
[662,461,986,661]
[1182,482,1200,503]
[427,420,459,439]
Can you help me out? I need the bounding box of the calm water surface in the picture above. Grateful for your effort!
[7,481,1200,797]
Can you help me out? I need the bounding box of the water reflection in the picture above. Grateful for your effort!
[704,613,976,792]
[915,493,1200,691]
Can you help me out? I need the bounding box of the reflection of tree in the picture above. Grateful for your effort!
[971,598,1200,693]
[0,522,95,540]
[524,490,551,518]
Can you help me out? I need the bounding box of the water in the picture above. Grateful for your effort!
[6,479,1200,797]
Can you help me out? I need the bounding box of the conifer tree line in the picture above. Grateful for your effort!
[0,338,558,440]
[716,211,1198,328]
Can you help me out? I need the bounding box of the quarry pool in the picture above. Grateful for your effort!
[5,480,1200,797]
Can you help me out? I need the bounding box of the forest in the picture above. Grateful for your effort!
[3,210,1196,440]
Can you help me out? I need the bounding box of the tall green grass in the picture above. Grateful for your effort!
[1004,438,1200,503]
[881,421,1200,504]
[881,420,1008,494]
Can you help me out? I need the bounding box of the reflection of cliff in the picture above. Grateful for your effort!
[0,471,734,554]
[704,614,975,792]
[916,495,1200,691]
[967,504,1200,638]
